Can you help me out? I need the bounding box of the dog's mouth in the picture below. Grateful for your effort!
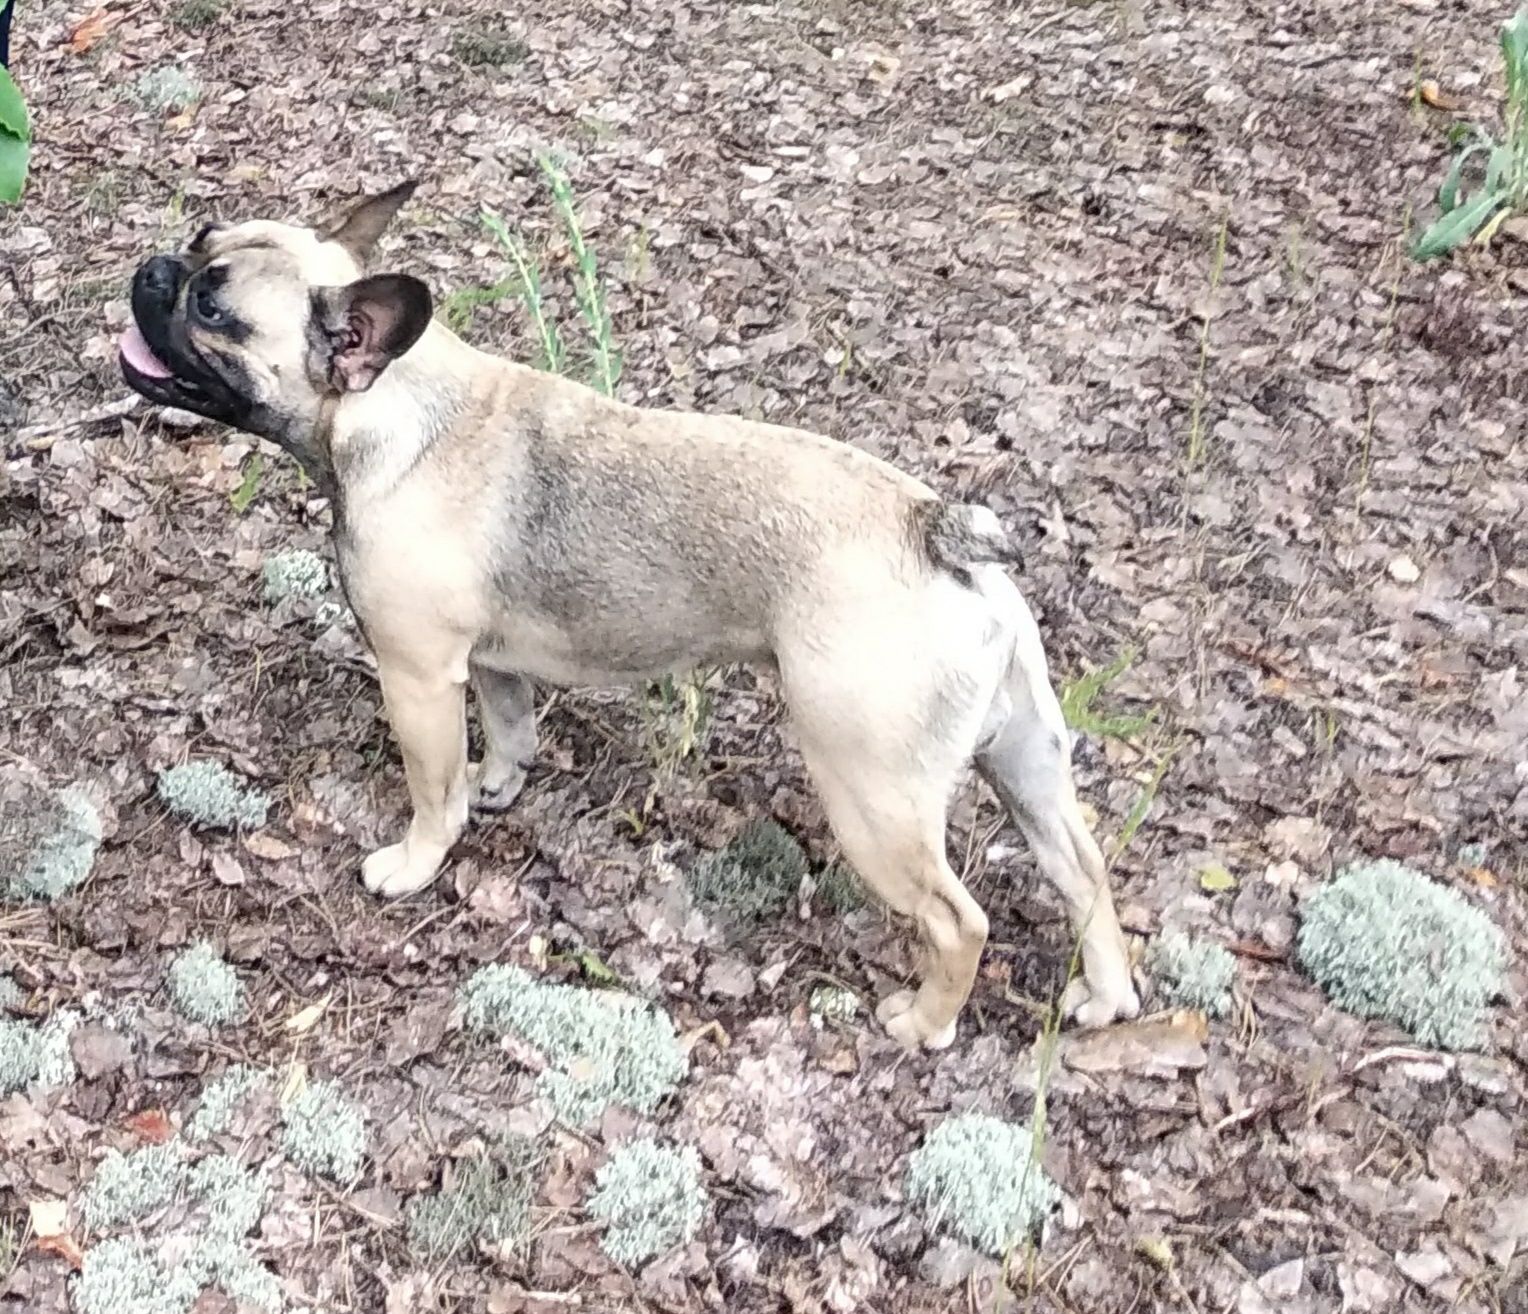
[119,323,182,386]
[119,255,252,427]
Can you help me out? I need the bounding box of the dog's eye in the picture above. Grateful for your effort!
[193,286,227,326]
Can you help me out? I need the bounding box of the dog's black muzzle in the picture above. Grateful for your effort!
[119,255,249,428]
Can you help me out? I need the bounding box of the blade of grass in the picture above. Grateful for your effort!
[536,154,621,398]
[481,209,565,374]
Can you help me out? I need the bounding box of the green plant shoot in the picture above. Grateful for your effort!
[1413,7,1528,259]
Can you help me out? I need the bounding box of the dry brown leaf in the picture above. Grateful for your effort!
[35,1231,86,1269]
[66,7,124,53]
[279,1061,308,1104]
[285,996,331,1033]
[244,831,297,860]
[124,1108,174,1144]
[1061,1011,1208,1076]
[1418,79,1465,111]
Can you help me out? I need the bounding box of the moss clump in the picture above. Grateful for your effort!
[905,1113,1059,1256]
[261,548,328,603]
[449,24,528,67]
[1147,931,1235,1017]
[167,943,245,1026]
[0,1010,79,1093]
[461,965,686,1125]
[0,973,24,1010]
[2,784,102,902]
[170,0,227,29]
[406,1145,539,1261]
[586,1138,705,1267]
[188,1064,268,1142]
[74,1237,199,1314]
[281,1079,366,1182]
[813,861,866,914]
[688,819,808,923]
[82,1144,185,1232]
[157,761,269,831]
[1297,858,1507,1049]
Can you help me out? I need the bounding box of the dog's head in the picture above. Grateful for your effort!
[119,182,433,457]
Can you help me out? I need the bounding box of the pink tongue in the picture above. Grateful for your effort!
[120,324,174,379]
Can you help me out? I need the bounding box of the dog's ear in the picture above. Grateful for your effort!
[318,181,418,261]
[313,274,433,393]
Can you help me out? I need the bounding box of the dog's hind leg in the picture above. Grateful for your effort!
[469,664,536,812]
[800,742,987,1050]
[975,588,1139,1027]
[782,635,991,1050]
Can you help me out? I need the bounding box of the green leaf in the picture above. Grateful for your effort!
[0,131,27,205]
[1502,9,1528,105]
[1439,143,1489,212]
[229,453,264,513]
[1411,192,1504,261]
[0,69,29,142]
[1198,863,1238,893]
[576,950,620,986]
[1485,144,1512,195]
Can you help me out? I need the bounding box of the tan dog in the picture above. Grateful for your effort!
[120,183,1140,1048]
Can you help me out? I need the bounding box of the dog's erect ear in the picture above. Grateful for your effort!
[318,181,419,261]
[314,274,433,393]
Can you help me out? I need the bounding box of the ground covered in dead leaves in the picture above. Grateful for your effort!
[3,0,1527,1310]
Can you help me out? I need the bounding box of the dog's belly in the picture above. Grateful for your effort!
[474,609,771,688]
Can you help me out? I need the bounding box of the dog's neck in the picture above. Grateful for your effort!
[326,320,479,506]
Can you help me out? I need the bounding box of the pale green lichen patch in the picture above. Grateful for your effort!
[406,1144,540,1261]
[1147,930,1236,1017]
[73,1237,199,1314]
[261,548,328,602]
[167,943,245,1026]
[2,783,102,902]
[0,1009,80,1094]
[586,1138,706,1266]
[157,761,270,831]
[905,1113,1059,1256]
[460,965,686,1125]
[187,1065,269,1142]
[81,1144,185,1232]
[1297,858,1507,1049]
[281,1079,366,1182]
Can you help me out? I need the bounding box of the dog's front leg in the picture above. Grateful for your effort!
[362,661,470,898]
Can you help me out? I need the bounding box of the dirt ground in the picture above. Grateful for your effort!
[3,0,1527,1310]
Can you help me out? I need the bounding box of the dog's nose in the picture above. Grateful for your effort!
[135,255,185,303]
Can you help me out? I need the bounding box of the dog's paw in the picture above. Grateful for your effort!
[468,761,526,814]
[1060,976,1141,1029]
[875,990,958,1051]
[361,842,443,898]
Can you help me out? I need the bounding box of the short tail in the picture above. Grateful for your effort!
[912,499,1022,584]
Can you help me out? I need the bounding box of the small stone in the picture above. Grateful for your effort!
[1387,555,1421,584]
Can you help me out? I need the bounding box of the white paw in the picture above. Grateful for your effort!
[1060,976,1142,1029]
[468,760,526,814]
[361,842,443,898]
[875,989,959,1051]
